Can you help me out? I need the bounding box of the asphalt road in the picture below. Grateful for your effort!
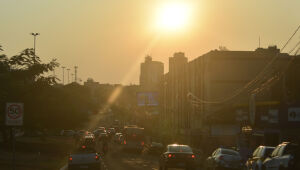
[101,143,159,170]
[61,139,204,170]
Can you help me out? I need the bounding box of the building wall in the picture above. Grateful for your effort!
[161,47,297,141]
[140,56,164,91]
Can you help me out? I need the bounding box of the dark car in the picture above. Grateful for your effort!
[205,148,243,170]
[263,142,300,170]
[68,146,101,170]
[80,135,96,149]
[246,146,274,170]
[159,144,196,170]
[148,142,164,155]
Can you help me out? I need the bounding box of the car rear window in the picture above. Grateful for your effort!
[221,149,239,156]
[73,147,96,154]
[168,145,192,153]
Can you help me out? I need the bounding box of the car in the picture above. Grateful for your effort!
[159,144,196,170]
[148,142,164,155]
[79,135,96,148]
[262,142,300,170]
[108,128,116,134]
[98,133,108,141]
[78,130,88,137]
[93,129,102,137]
[246,146,274,170]
[205,148,244,170]
[97,127,106,131]
[68,145,101,170]
[60,130,75,136]
[118,135,124,144]
[113,133,122,143]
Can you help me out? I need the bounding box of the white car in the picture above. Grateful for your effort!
[263,142,299,170]
[206,148,244,170]
[246,146,274,170]
[68,146,101,170]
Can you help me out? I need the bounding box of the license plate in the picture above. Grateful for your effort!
[79,165,88,169]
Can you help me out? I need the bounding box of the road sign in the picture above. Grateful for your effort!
[137,92,158,106]
[5,103,24,126]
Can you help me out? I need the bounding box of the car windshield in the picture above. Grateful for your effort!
[168,145,192,153]
[221,149,239,156]
[73,147,96,154]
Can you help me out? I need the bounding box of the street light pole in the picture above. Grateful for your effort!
[30,33,39,56]
[67,68,70,84]
[62,66,65,85]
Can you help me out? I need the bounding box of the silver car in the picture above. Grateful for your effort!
[206,148,244,170]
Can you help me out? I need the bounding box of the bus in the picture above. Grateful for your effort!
[122,125,145,151]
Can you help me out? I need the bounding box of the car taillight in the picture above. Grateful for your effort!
[124,140,126,144]
[141,141,144,146]
[82,145,86,149]
[95,155,99,160]
[191,154,195,158]
[69,157,72,161]
[168,154,172,158]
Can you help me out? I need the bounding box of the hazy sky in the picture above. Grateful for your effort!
[0,0,299,84]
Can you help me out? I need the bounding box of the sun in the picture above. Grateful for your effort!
[156,2,191,32]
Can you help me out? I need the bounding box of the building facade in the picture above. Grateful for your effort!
[160,46,300,148]
[140,56,164,91]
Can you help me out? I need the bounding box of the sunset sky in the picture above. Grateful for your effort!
[0,0,299,84]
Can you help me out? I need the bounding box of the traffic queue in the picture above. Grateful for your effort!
[62,124,300,170]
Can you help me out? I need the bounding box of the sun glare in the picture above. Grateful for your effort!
[156,2,191,32]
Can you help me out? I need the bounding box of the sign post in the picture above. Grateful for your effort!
[5,103,24,170]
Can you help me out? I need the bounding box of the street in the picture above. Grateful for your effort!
[59,140,160,170]
[102,144,159,170]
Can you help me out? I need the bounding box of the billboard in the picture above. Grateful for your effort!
[137,92,158,106]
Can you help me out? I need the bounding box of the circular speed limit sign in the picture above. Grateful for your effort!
[6,103,24,126]
[7,104,22,119]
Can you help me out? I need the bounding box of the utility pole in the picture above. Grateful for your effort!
[74,66,78,83]
[67,68,70,84]
[30,33,39,56]
[62,66,65,85]
[71,73,74,82]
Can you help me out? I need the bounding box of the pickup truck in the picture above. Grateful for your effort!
[68,146,101,170]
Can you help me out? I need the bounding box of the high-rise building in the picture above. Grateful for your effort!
[139,55,164,91]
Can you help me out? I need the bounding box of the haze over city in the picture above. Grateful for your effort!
[1,0,299,84]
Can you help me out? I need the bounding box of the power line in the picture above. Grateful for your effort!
[188,24,300,104]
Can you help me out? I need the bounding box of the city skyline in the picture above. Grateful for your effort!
[0,0,299,84]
